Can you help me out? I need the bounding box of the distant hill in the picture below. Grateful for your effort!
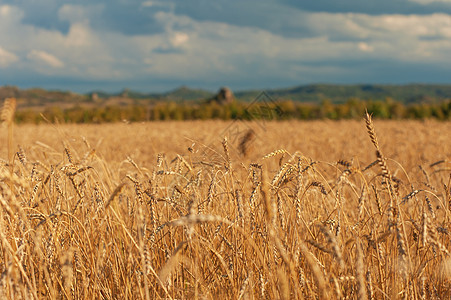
[160,86,214,101]
[94,86,214,101]
[236,84,451,104]
[0,85,88,110]
[1,84,451,111]
[83,84,451,104]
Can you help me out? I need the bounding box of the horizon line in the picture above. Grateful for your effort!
[2,81,451,95]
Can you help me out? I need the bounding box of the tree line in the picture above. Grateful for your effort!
[15,98,451,124]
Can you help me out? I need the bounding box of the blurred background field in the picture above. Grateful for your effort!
[2,120,449,168]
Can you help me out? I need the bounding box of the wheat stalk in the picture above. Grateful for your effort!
[2,98,16,164]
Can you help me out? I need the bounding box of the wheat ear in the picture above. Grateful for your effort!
[1,98,16,163]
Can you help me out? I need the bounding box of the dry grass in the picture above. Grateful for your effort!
[0,117,449,299]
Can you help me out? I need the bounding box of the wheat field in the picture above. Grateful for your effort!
[0,114,450,298]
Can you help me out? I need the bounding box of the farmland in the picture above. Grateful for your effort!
[0,118,449,299]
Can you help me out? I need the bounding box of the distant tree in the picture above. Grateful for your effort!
[386,98,405,119]
[320,99,337,119]
[367,100,390,118]
[42,106,64,123]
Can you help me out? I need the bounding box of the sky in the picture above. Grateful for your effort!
[1,0,451,93]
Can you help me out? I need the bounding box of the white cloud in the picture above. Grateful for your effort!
[358,42,373,52]
[0,5,24,26]
[307,12,451,40]
[0,5,12,16]
[0,47,18,67]
[0,5,19,18]
[305,12,451,62]
[170,32,189,47]
[27,50,64,68]
[64,23,96,48]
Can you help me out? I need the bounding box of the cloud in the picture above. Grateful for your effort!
[58,4,104,24]
[0,47,18,67]
[304,12,451,62]
[141,1,175,10]
[408,0,451,4]
[282,0,451,15]
[64,23,97,47]
[0,5,13,17]
[170,32,189,47]
[358,42,373,52]
[0,4,24,25]
[2,2,451,91]
[27,50,64,68]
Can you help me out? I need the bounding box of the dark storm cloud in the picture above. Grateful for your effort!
[1,0,69,32]
[0,0,170,35]
[5,0,451,39]
[91,1,170,35]
[281,0,451,15]
[171,0,314,38]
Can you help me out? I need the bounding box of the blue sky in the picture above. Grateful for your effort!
[1,0,451,93]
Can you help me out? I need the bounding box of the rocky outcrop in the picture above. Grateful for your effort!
[208,87,235,105]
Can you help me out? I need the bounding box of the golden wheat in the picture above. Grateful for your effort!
[0,118,448,299]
